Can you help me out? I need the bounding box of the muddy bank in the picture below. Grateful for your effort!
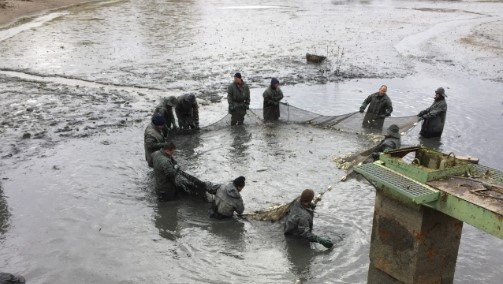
[0,0,104,27]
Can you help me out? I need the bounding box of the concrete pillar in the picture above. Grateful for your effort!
[368,189,463,284]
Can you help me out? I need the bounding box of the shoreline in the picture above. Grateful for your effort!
[0,0,103,28]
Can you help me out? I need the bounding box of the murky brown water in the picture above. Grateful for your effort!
[1,0,502,283]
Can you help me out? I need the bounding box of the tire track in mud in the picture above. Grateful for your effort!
[394,14,502,80]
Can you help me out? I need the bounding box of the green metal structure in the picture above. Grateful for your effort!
[355,146,503,239]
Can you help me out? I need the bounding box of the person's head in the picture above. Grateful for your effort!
[387,124,400,139]
[164,96,178,107]
[151,114,166,130]
[378,85,387,96]
[233,72,242,84]
[300,189,315,206]
[233,176,246,191]
[271,78,280,89]
[434,87,446,101]
[186,94,196,104]
[162,142,176,155]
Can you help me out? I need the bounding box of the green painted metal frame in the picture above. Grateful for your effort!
[354,162,439,204]
[379,148,472,183]
[424,194,503,239]
[355,152,503,240]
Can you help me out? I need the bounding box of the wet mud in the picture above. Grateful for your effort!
[0,0,502,283]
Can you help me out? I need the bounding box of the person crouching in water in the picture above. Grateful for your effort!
[371,124,401,161]
[208,176,246,219]
[284,189,333,249]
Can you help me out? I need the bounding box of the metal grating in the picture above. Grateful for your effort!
[355,163,439,203]
[472,164,503,184]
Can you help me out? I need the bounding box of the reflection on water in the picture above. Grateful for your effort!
[154,200,180,241]
[230,126,252,162]
[208,218,246,250]
[0,184,9,239]
[285,236,315,280]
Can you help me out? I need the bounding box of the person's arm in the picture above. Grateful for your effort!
[277,88,284,102]
[360,94,372,112]
[145,135,165,152]
[227,85,235,113]
[162,158,178,179]
[384,97,393,116]
[168,108,177,128]
[297,218,315,240]
[193,102,199,128]
[422,102,447,119]
[235,197,245,215]
[244,84,250,109]
[263,89,271,102]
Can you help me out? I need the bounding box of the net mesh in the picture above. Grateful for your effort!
[202,102,418,137]
[191,102,419,221]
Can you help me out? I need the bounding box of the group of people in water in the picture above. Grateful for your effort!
[143,72,449,249]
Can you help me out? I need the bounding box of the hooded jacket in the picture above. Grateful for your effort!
[284,198,315,240]
[211,182,244,217]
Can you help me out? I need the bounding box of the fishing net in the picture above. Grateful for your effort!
[243,200,296,222]
[183,102,419,221]
[201,102,418,137]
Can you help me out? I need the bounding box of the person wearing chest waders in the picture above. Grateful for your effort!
[417,87,448,138]
[154,96,178,136]
[371,124,402,161]
[144,114,167,168]
[175,93,200,130]
[263,77,284,121]
[284,189,334,249]
[227,72,250,126]
[152,142,181,201]
[359,85,393,130]
[207,176,246,219]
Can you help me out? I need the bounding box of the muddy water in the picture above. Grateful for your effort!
[0,0,502,283]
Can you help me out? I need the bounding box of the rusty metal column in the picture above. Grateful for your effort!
[367,189,463,284]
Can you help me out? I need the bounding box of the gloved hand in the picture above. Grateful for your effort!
[417,116,423,122]
[174,164,180,172]
[418,110,426,117]
[318,238,334,248]
[379,114,387,118]
[372,152,381,160]
[359,108,364,113]
[309,235,333,248]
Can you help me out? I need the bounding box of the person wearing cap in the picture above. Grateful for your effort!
[144,114,167,168]
[227,72,250,126]
[284,189,334,249]
[263,77,284,121]
[371,124,402,160]
[152,142,182,201]
[207,176,246,219]
[418,87,448,138]
[154,96,178,135]
[175,93,200,130]
[359,85,393,129]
